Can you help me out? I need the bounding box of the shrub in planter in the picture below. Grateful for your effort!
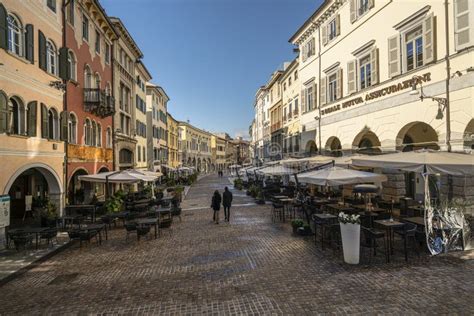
[40,202,58,227]
[233,178,243,190]
[255,190,265,204]
[297,224,312,236]
[291,219,304,233]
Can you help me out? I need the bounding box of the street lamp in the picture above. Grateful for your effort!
[409,75,448,120]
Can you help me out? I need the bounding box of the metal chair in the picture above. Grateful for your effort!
[361,226,386,264]
[40,228,58,247]
[271,202,284,222]
[394,223,418,261]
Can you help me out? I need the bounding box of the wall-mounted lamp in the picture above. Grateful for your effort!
[409,75,448,120]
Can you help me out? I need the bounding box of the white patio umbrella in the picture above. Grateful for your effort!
[352,150,474,176]
[257,164,299,176]
[78,170,159,184]
[297,166,387,186]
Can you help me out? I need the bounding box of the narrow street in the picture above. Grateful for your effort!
[0,175,472,315]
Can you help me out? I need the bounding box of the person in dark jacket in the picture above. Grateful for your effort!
[211,190,222,224]
[222,186,233,222]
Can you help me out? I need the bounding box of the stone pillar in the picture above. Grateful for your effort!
[381,169,406,202]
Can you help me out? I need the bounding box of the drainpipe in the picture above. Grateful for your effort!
[62,0,70,207]
[316,22,323,155]
[112,42,117,170]
[444,0,452,152]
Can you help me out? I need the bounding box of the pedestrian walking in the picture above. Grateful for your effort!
[222,186,233,222]
[211,190,222,224]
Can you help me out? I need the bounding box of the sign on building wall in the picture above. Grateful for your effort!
[0,195,11,228]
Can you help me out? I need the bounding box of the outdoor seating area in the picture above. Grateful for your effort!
[234,150,474,265]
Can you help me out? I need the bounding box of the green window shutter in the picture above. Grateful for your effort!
[25,24,35,63]
[27,101,37,136]
[41,103,49,138]
[38,30,47,71]
[0,91,7,133]
[59,47,70,80]
[0,3,7,50]
[60,110,68,141]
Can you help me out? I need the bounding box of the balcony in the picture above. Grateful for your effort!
[84,88,115,118]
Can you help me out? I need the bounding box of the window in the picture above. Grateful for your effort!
[48,108,59,140]
[9,97,25,135]
[359,55,372,89]
[46,41,57,75]
[143,146,146,162]
[350,0,373,23]
[47,0,56,12]
[454,0,472,50]
[328,18,337,41]
[67,51,76,81]
[105,43,110,64]
[137,145,141,162]
[305,85,314,112]
[288,102,292,120]
[294,98,299,115]
[328,73,338,102]
[283,83,286,91]
[67,0,74,25]
[94,73,101,89]
[68,113,77,144]
[294,70,298,80]
[97,123,102,146]
[302,37,315,62]
[0,92,7,134]
[84,119,92,145]
[82,14,89,41]
[288,76,292,86]
[405,26,423,71]
[359,0,369,16]
[84,66,92,88]
[7,14,22,56]
[95,29,100,53]
[106,127,112,148]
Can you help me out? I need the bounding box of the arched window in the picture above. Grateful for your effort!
[105,82,111,96]
[68,113,77,144]
[7,14,23,56]
[67,51,76,81]
[46,40,58,75]
[84,119,92,145]
[84,65,92,89]
[97,123,102,147]
[94,73,101,89]
[9,97,25,135]
[106,127,112,148]
[47,108,59,140]
[91,120,97,146]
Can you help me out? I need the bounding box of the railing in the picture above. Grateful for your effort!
[83,88,115,118]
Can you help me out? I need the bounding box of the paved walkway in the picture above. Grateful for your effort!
[0,175,472,315]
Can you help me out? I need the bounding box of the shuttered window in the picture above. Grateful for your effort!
[25,24,34,63]
[27,101,37,137]
[388,35,400,78]
[0,91,8,133]
[454,0,472,50]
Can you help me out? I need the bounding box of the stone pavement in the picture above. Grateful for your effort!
[0,174,472,315]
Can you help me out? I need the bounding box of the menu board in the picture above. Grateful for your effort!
[0,195,10,228]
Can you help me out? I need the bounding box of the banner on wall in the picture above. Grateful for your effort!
[0,195,11,228]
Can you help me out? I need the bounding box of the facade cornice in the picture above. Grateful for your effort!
[110,17,143,59]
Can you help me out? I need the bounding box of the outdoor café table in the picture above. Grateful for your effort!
[326,204,354,214]
[408,205,425,217]
[135,218,159,239]
[79,224,107,244]
[313,213,338,250]
[8,227,48,250]
[374,219,405,263]
[352,205,386,213]
[403,216,425,227]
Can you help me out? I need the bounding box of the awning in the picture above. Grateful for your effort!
[298,166,387,186]
[352,150,474,176]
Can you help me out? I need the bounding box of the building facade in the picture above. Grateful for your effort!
[135,61,151,170]
[0,0,66,231]
[146,83,169,172]
[110,17,142,170]
[167,113,180,168]
[211,135,227,171]
[65,0,117,204]
[179,122,212,172]
[268,69,284,160]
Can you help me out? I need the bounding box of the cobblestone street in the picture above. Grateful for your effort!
[0,175,473,315]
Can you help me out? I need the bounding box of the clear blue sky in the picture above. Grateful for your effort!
[101,0,322,139]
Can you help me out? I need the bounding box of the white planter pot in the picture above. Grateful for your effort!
[340,223,361,264]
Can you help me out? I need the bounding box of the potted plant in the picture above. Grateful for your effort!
[233,178,243,190]
[41,201,58,227]
[297,224,312,236]
[291,219,304,234]
[339,212,361,264]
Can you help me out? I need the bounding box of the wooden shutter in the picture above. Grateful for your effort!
[312,82,317,110]
[60,111,68,141]
[423,13,436,65]
[27,101,37,136]
[41,103,49,139]
[387,35,401,78]
[301,88,306,113]
[336,14,341,36]
[322,24,328,46]
[320,77,327,106]
[0,92,7,133]
[38,30,47,71]
[25,24,34,63]
[370,47,379,85]
[0,3,7,50]
[347,60,357,94]
[336,68,343,100]
[310,37,315,56]
[59,47,70,80]
[369,0,375,9]
[350,0,357,23]
[454,0,471,50]
[302,44,307,62]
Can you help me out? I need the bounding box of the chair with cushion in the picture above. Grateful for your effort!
[394,223,418,261]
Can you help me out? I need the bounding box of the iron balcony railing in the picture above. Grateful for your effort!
[83,88,115,118]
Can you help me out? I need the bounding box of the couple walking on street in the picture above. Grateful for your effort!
[211,187,233,224]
